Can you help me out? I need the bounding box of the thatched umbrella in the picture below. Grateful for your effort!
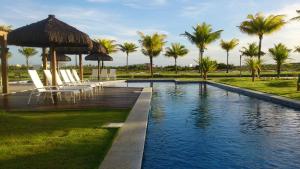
[7,14,92,89]
[85,52,113,80]
[47,53,71,62]
[55,41,106,80]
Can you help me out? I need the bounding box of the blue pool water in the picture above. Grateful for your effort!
[125,82,300,169]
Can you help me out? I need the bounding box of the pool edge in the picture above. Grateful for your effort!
[206,81,300,110]
[99,87,152,169]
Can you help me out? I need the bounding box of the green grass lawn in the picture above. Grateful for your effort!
[213,78,300,100]
[0,109,129,169]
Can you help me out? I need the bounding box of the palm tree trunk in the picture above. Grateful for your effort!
[126,52,129,73]
[150,57,153,78]
[277,64,281,78]
[175,58,177,74]
[199,48,204,77]
[26,57,29,69]
[204,72,207,80]
[257,35,263,76]
[226,50,229,73]
[252,70,255,82]
[102,60,104,69]
[97,60,100,80]
[240,55,242,77]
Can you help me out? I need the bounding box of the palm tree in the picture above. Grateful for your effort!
[118,42,138,72]
[138,32,166,77]
[240,42,262,58]
[165,43,188,74]
[18,47,38,68]
[195,57,217,80]
[220,38,239,73]
[182,23,223,77]
[291,10,300,21]
[245,57,261,82]
[239,13,286,75]
[95,39,118,68]
[269,43,291,78]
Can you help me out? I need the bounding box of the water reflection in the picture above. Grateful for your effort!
[190,83,212,129]
[166,83,185,98]
[150,87,165,122]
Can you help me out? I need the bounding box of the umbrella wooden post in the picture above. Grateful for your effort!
[50,47,58,102]
[0,33,9,94]
[79,54,83,81]
[42,47,48,85]
[50,47,57,86]
[97,60,100,80]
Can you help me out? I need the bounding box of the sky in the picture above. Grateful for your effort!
[1,0,300,67]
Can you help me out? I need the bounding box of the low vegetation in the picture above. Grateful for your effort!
[213,78,300,100]
[0,109,129,169]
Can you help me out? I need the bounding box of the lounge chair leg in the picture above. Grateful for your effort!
[73,93,76,103]
[27,91,34,104]
[50,93,54,104]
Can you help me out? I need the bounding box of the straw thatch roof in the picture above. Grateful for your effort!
[55,46,90,54]
[7,15,92,48]
[55,40,107,54]
[47,53,71,62]
[85,52,113,61]
[91,40,107,54]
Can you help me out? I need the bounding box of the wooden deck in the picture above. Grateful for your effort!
[0,87,142,111]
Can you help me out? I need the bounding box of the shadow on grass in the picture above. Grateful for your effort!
[266,81,295,88]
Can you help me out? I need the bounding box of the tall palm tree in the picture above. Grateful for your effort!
[245,57,261,82]
[18,47,38,68]
[165,43,188,74]
[95,39,118,68]
[118,42,138,72]
[182,23,223,77]
[138,32,166,77]
[220,38,239,73]
[291,10,300,21]
[239,13,286,75]
[195,56,217,80]
[269,43,291,78]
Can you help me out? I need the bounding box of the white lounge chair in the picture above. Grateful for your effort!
[28,70,80,104]
[71,69,103,88]
[44,69,93,97]
[100,69,109,80]
[109,69,117,80]
[60,69,94,96]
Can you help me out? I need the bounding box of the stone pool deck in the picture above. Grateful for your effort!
[0,80,142,111]
[100,87,152,169]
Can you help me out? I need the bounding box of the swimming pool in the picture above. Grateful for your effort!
[123,82,300,169]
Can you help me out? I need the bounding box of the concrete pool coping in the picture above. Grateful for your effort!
[99,87,152,169]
